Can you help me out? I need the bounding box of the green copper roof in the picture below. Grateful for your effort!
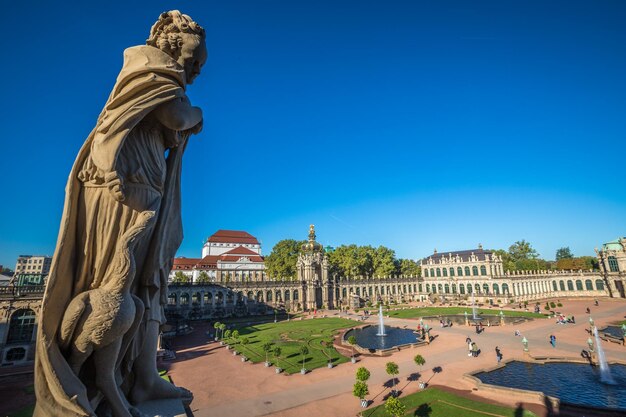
[603,238,624,251]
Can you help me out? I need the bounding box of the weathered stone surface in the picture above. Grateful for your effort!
[34,10,206,417]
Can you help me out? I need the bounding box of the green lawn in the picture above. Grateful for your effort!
[227,317,359,374]
[361,387,537,417]
[386,307,546,320]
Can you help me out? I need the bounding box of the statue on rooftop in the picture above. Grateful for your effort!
[35,10,206,417]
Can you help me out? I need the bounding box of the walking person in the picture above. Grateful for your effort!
[471,342,478,357]
[467,338,473,357]
[495,346,502,363]
[550,334,556,348]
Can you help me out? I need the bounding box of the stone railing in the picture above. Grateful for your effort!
[0,285,46,299]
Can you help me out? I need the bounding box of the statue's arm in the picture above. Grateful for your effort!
[152,97,202,132]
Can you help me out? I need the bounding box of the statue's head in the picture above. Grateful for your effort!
[147,10,207,85]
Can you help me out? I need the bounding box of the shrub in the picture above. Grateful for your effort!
[557,302,562,307]
[550,302,556,308]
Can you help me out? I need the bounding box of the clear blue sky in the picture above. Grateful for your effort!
[1,0,625,268]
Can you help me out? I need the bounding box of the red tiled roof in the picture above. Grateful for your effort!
[173,257,202,266]
[222,246,261,256]
[207,230,259,244]
[219,255,265,263]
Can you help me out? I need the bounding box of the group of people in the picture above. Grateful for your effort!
[556,314,575,324]
[466,337,481,357]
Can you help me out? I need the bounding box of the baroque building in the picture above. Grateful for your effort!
[596,237,626,297]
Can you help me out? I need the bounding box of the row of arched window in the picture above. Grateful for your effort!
[422,279,605,295]
[424,265,488,278]
[167,289,300,306]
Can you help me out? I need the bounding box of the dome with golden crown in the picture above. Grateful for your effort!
[301,224,323,253]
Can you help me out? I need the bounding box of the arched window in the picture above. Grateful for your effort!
[552,281,557,291]
[502,283,509,294]
[180,293,190,306]
[437,284,442,293]
[483,283,489,293]
[426,284,430,293]
[567,280,574,291]
[575,280,583,291]
[356,287,361,296]
[204,292,213,304]
[257,291,263,302]
[559,280,565,291]
[449,267,455,277]
[465,266,471,276]
[472,266,479,276]
[474,283,480,293]
[457,267,463,276]
[342,288,347,298]
[452,284,457,293]
[284,290,290,301]
[294,290,299,300]
[585,279,593,290]
[608,256,619,272]
[424,269,429,277]
[493,283,500,294]
[480,266,487,276]
[467,285,472,294]
[167,293,177,305]
[595,279,605,290]
[436,268,441,277]
[444,284,450,293]
[275,291,282,302]
[443,268,448,277]
[430,268,435,277]
[460,284,466,294]
[418,284,423,292]
[247,291,254,302]
[432,285,437,294]
[192,292,201,305]
[216,291,224,303]
[7,309,36,344]
[266,291,272,302]
[227,292,235,303]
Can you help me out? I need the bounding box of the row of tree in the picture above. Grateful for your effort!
[264,239,599,280]
[264,240,421,280]
[493,240,598,272]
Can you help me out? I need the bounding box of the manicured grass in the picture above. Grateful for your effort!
[361,387,537,417]
[387,307,546,320]
[226,317,359,374]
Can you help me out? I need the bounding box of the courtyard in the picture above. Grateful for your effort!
[162,297,626,417]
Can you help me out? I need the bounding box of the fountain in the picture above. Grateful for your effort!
[471,293,478,320]
[376,304,386,336]
[594,326,616,385]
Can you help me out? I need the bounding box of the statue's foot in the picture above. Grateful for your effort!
[130,375,193,405]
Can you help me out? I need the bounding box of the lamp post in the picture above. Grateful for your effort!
[522,336,529,353]
[499,309,505,326]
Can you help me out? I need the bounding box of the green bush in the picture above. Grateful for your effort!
[544,305,550,310]
[550,302,556,308]
[557,302,562,307]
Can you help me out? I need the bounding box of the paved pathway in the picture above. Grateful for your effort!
[167,298,626,417]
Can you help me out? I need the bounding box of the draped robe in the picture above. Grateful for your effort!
[34,45,190,416]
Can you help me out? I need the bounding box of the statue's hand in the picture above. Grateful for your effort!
[104,171,125,202]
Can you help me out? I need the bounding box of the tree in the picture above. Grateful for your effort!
[386,362,399,395]
[273,346,282,369]
[240,337,249,356]
[556,247,573,260]
[508,240,539,261]
[265,239,306,280]
[231,330,240,344]
[398,259,420,276]
[171,271,189,284]
[353,381,369,404]
[223,329,232,342]
[356,367,371,382]
[219,323,227,339]
[213,321,222,339]
[263,342,274,364]
[348,335,357,359]
[196,271,210,283]
[373,246,397,277]
[299,345,309,371]
[384,396,406,417]
[413,354,426,384]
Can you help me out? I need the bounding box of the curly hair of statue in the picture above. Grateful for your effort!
[146,10,205,59]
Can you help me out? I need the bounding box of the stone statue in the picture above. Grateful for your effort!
[34,10,206,417]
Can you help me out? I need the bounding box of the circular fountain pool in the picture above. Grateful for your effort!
[474,361,626,410]
[345,325,420,350]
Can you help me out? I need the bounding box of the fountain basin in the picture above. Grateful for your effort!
[473,361,626,411]
[345,325,421,351]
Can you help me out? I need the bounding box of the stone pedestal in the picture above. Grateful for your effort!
[135,399,187,417]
